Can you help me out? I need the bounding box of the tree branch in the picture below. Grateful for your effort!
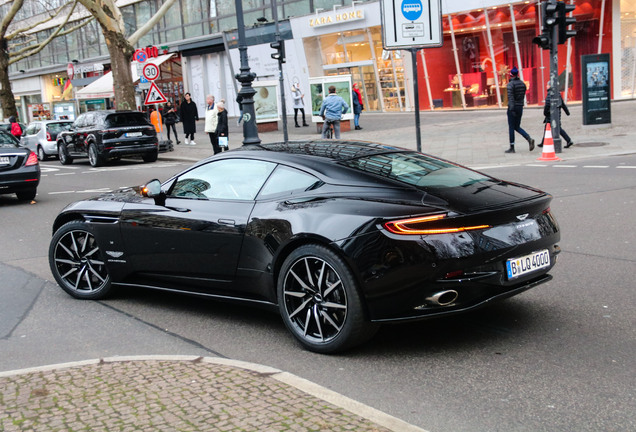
[1,0,25,37]
[128,0,176,46]
[6,0,75,40]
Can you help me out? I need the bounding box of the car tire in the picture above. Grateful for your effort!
[58,142,73,165]
[277,244,378,353]
[37,145,47,161]
[16,189,37,201]
[142,150,158,163]
[88,143,105,167]
[49,220,112,300]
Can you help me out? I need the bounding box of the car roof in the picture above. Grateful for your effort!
[242,140,408,161]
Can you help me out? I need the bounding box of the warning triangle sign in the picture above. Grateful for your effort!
[144,81,168,105]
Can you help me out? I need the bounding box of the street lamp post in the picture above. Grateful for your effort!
[235,0,261,146]
[271,0,288,143]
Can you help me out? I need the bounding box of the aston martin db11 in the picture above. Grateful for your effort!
[49,141,560,353]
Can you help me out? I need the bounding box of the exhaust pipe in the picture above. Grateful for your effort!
[426,290,459,306]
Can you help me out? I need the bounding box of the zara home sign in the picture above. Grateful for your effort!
[309,9,365,27]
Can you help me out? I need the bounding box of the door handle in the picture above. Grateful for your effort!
[218,219,235,226]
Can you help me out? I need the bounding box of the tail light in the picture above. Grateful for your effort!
[46,131,52,141]
[25,152,39,166]
[383,214,490,235]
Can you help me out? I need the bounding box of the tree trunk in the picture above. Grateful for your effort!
[103,30,135,111]
[0,37,18,120]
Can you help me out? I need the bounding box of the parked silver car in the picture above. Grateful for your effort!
[21,120,73,161]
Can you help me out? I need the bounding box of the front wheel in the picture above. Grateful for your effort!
[49,220,112,300]
[277,244,378,353]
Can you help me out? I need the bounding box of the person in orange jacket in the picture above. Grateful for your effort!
[149,107,163,133]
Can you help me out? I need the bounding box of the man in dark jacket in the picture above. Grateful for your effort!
[179,93,199,145]
[505,67,535,153]
[540,84,573,148]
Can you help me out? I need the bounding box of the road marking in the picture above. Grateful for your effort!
[526,164,549,167]
[552,165,578,168]
[49,191,76,195]
[54,173,75,176]
[617,166,636,169]
[583,165,609,168]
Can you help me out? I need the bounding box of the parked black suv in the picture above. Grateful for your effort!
[57,110,158,167]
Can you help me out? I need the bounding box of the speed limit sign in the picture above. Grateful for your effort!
[142,63,160,81]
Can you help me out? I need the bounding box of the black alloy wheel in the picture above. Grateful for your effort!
[88,143,104,167]
[277,244,378,353]
[49,220,112,300]
[58,142,73,165]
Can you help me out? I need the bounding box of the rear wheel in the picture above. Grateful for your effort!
[37,146,47,161]
[142,150,158,163]
[49,220,112,300]
[58,143,73,165]
[88,143,105,167]
[16,189,37,201]
[277,244,378,353]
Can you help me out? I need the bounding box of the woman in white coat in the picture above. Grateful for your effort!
[291,83,309,127]
[204,94,219,152]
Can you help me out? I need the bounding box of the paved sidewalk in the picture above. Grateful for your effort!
[159,99,636,168]
[0,356,425,432]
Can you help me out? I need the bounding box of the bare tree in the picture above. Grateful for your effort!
[77,0,176,110]
[0,0,91,119]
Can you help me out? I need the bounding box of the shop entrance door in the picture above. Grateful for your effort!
[325,65,380,112]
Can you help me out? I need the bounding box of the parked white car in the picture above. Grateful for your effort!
[21,120,73,161]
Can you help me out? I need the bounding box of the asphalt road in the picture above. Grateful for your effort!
[1,154,634,432]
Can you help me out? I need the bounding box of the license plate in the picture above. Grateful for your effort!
[126,132,143,137]
[506,249,550,279]
[0,157,10,165]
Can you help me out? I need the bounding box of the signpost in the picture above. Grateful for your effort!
[380,0,443,152]
[142,63,160,81]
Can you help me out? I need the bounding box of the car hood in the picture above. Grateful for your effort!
[89,186,146,203]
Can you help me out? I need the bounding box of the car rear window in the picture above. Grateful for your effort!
[47,123,72,133]
[105,113,149,127]
[342,152,491,189]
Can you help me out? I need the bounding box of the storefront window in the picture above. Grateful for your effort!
[620,1,636,98]
[182,0,206,39]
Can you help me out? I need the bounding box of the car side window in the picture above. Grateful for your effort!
[26,124,37,135]
[169,159,276,201]
[257,165,322,199]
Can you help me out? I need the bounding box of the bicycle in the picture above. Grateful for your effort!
[323,119,335,139]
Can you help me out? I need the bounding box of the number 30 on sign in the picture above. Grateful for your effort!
[142,63,160,81]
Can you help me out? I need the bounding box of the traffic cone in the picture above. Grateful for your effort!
[537,123,561,161]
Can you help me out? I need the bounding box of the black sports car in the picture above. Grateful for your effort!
[0,129,40,201]
[49,141,560,353]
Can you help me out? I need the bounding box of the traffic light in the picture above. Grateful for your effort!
[557,1,576,44]
[533,1,557,50]
[270,40,285,63]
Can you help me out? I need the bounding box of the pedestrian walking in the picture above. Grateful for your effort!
[216,101,229,153]
[352,82,364,130]
[291,83,309,127]
[505,67,535,153]
[540,83,574,149]
[204,95,220,153]
[319,86,349,139]
[149,107,163,133]
[9,116,22,139]
[163,101,180,144]
[179,92,199,145]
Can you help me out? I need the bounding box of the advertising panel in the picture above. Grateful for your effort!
[582,53,611,125]
[252,81,280,123]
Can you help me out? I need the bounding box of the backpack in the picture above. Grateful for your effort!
[11,122,22,137]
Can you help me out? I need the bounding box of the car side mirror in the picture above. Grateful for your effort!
[141,179,166,206]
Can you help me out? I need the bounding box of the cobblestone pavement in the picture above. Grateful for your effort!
[0,357,422,432]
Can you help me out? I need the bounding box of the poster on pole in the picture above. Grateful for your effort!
[380,0,443,50]
[252,81,280,123]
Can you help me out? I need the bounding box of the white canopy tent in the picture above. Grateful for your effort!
[75,54,174,100]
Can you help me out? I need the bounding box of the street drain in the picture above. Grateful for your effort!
[573,142,608,148]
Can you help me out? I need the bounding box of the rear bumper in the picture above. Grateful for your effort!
[103,141,158,157]
[0,168,40,194]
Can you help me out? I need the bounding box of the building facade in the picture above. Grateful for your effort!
[2,0,635,122]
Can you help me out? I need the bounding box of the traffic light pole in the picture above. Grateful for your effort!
[271,0,288,143]
[549,20,562,153]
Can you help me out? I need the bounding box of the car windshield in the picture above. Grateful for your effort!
[0,132,18,147]
[105,113,149,127]
[47,122,72,133]
[342,152,491,188]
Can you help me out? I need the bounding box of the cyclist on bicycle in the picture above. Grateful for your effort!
[319,85,349,139]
